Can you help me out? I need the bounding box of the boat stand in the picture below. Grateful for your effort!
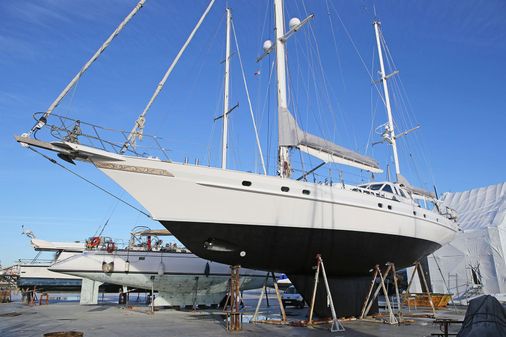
[251,272,287,324]
[308,254,345,332]
[404,261,437,318]
[224,265,242,331]
[360,263,403,325]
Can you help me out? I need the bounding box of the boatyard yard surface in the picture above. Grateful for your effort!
[0,298,465,337]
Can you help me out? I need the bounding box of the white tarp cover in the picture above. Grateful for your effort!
[427,182,506,300]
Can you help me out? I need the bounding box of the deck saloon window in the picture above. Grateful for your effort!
[381,184,394,194]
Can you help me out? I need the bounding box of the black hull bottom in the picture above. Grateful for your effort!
[160,220,440,317]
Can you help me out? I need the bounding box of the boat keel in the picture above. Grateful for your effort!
[288,274,377,318]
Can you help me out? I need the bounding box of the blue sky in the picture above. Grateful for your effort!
[1,0,505,266]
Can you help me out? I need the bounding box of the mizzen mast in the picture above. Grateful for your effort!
[373,20,401,178]
[221,8,232,169]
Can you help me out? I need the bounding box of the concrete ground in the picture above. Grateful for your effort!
[0,292,466,337]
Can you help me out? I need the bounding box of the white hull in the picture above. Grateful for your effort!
[51,249,269,307]
[96,157,456,249]
[16,252,82,289]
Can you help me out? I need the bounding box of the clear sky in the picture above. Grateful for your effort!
[1,0,505,266]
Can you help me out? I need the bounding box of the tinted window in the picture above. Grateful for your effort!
[382,184,394,193]
[369,184,383,191]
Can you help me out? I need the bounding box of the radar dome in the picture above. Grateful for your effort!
[289,17,301,30]
[263,40,273,52]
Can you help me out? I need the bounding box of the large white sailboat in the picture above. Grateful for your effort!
[16,0,458,316]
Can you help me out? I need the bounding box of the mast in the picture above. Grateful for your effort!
[221,8,231,169]
[373,20,401,178]
[274,0,291,178]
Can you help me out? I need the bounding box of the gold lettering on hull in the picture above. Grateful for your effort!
[94,162,174,177]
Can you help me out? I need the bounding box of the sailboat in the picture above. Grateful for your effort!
[16,0,458,316]
[50,227,270,307]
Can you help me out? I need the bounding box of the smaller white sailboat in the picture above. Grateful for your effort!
[9,229,84,291]
[50,227,271,307]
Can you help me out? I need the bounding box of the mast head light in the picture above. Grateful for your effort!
[289,17,301,30]
[263,40,273,52]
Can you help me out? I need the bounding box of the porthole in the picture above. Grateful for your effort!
[413,211,417,216]
[423,214,427,218]
[302,189,310,195]
[242,180,252,187]
[139,257,145,261]
[281,186,289,192]
[378,203,383,208]
[387,205,392,210]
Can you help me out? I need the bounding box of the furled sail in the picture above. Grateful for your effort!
[397,175,436,199]
[279,107,382,173]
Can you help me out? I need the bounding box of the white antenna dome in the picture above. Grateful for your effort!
[289,17,301,30]
[263,40,273,52]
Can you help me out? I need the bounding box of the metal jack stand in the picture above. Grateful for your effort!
[360,263,403,325]
[405,261,436,318]
[308,254,345,332]
[224,265,242,331]
[251,272,287,324]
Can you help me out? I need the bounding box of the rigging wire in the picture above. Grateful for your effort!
[231,19,267,175]
[324,0,346,90]
[26,146,151,218]
[299,1,342,147]
[327,1,387,109]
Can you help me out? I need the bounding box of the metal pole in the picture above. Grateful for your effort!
[27,0,146,135]
[251,273,269,322]
[377,265,397,324]
[360,267,379,318]
[273,0,291,178]
[221,8,231,169]
[271,272,286,322]
[418,262,436,317]
[151,277,154,313]
[363,265,391,318]
[373,20,401,178]
[319,256,339,326]
[308,256,321,325]
[122,0,216,152]
[389,263,403,322]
